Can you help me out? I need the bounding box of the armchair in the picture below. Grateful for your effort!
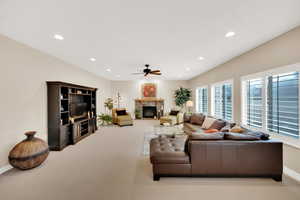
[112,108,133,126]
[160,110,183,125]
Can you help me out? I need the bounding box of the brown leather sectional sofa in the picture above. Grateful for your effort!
[150,113,283,181]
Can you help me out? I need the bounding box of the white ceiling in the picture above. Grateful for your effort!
[0,0,300,80]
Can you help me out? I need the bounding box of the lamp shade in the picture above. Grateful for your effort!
[186,100,193,107]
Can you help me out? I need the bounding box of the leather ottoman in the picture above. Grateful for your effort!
[150,135,191,180]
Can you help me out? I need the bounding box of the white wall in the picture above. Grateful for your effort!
[0,34,111,167]
[111,80,188,115]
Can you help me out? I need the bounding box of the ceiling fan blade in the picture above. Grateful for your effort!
[150,70,160,73]
[150,72,162,75]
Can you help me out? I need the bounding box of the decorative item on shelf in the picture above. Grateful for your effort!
[8,131,49,170]
[69,117,74,124]
[77,90,82,94]
[174,87,192,110]
[88,111,91,119]
[60,119,63,125]
[60,94,64,100]
[186,100,194,114]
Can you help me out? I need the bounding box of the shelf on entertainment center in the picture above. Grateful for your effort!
[69,93,92,96]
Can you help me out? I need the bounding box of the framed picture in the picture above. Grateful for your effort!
[142,83,157,98]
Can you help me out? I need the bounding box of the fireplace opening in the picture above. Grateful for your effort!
[143,106,157,118]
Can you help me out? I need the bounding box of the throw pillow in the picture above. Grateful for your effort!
[209,120,226,130]
[116,110,126,116]
[169,110,180,116]
[229,125,245,133]
[201,117,216,129]
[220,124,231,132]
[190,113,205,125]
[204,129,219,133]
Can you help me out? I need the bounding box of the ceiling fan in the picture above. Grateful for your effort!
[132,64,162,76]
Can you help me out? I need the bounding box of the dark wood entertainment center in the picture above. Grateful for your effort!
[47,81,97,151]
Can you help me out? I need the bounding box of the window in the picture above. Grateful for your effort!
[242,79,263,128]
[267,72,299,137]
[242,67,300,138]
[212,81,233,121]
[196,87,208,114]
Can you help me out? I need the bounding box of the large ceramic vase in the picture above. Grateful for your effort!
[8,131,49,170]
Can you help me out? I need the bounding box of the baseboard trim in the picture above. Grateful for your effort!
[1,164,299,182]
[0,164,13,175]
[283,166,300,183]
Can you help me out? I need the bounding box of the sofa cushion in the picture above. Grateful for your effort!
[209,119,226,130]
[201,117,216,129]
[184,113,192,122]
[184,123,203,132]
[224,132,260,140]
[190,113,205,125]
[246,131,270,140]
[191,132,224,140]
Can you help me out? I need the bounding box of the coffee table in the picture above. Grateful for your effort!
[153,124,185,137]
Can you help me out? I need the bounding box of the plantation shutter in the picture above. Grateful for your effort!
[244,79,263,128]
[267,72,299,137]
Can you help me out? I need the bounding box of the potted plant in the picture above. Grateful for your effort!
[135,108,142,119]
[174,87,192,109]
[97,114,113,126]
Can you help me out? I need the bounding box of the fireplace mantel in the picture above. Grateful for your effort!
[135,98,164,102]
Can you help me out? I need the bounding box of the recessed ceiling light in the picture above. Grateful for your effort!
[90,58,96,62]
[106,68,111,72]
[53,34,64,40]
[185,67,191,71]
[198,56,204,60]
[225,31,235,38]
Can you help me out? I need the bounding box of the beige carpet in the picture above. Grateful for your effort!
[0,120,300,200]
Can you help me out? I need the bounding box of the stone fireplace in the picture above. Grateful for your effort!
[135,98,164,119]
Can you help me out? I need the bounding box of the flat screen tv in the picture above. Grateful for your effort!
[70,102,88,119]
